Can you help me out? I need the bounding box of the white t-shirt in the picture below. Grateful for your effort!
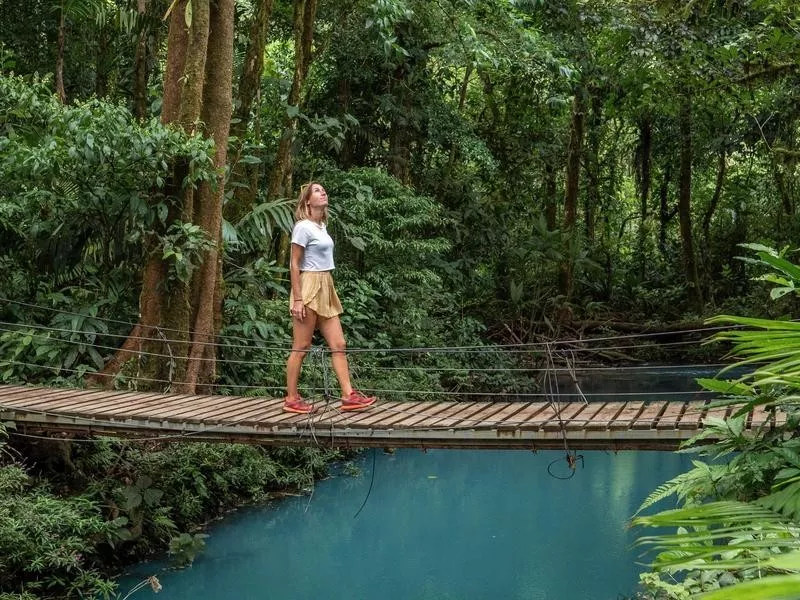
[291,219,335,271]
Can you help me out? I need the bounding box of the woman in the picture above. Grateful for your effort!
[284,182,377,414]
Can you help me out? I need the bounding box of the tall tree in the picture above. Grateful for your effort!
[267,0,318,204]
[225,0,275,224]
[678,93,703,308]
[97,0,235,392]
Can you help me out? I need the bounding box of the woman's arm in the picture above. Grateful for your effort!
[290,243,306,320]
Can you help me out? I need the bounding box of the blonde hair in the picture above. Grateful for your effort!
[294,181,329,223]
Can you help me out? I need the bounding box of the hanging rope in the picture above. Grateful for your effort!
[0,296,734,352]
[543,342,584,480]
[353,448,377,519]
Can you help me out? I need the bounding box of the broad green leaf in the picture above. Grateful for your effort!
[696,378,751,396]
[699,574,800,599]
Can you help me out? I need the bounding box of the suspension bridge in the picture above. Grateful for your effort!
[0,298,781,451]
[0,383,783,450]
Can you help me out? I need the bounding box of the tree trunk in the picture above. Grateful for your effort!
[91,0,235,392]
[678,96,703,309]
[658,165,674,257]
[445,64,473,173]
[161,0,190,124]
[55,7,67,103]
[269,0,318,268]
[635,118,652,279]
[225,0,275,224]
[95,28,109,97]
[268,0,317,202]
[388,62,413,184]
[701,149,726,240]
[338,77,353,168]
[699,148,727,302]
[584,92,602,242]
[184,0,234,389]
[133,0,149,120]
[559,92,585,300]
[544,160,558,231]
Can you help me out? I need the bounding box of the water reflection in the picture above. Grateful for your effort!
[120,449,691,600]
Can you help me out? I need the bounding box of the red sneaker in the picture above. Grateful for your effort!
[341,390,376,411]
[283,396,314,414]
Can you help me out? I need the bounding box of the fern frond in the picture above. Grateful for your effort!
[636,469,700,515]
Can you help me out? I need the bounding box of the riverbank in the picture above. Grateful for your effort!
[0,433,343,599]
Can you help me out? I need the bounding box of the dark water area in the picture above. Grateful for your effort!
[120,449,692,600]
[560,365,730,401]
[119,368,718,599]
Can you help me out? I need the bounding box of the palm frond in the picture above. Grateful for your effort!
[633,500,786,530]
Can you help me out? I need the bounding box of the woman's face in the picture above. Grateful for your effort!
[307,184,328,209]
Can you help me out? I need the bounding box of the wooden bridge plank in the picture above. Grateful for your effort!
[24,390,135,413]
[585,402,627,430]
[216,402,285,426]
[316,401,402,428]
[0,384,44,399]
[144,395,237,420]
[0,385,43,399]
[503,402,550,427]
[393,402,465,429]
[2,388,98,408]
[30,390,138,412]
[402,402,464,429]
[166,396,257,421]
[520,404,558,430]
[0,383,780,450]
[656,402,686,430]
[330,401,421,428]
[59,391,189,416]
[0,384,21,396]
[609,401,645,429]
[750,404,772,430]
[451,403,514,429]
[428,401,483,427]
[240,402,317,426]
[471,402,529,428]
[178,397,272,424]
[561,402,609,430]
[542,402,591,430]
[677,401,707,430]
[703,403,729,423]
[173,397,252,422]
[268,403,345,427]
[48,391,183,414]
[342,402,415,428]
[254,399,307,424]
[367,402,431,428]
[416,402,477,429]
[632,402,667,430]
[309,401,420,429]
[434,402,498,428]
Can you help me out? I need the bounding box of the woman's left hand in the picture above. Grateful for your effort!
[291,299,306,321]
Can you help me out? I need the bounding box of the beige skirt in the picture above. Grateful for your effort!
[290,271,343,318]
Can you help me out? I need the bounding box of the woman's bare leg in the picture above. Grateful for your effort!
[286,308,318,398]
[317,315,352,398]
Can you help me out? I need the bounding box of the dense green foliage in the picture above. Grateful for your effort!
[2,0,800,597]
[2,1,800,351]
[0,422,338,598]
[632,248,800,599]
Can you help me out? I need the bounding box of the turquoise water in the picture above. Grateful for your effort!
[120,448,691,600]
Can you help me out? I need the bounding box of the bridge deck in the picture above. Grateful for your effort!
[0,384,783,450]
